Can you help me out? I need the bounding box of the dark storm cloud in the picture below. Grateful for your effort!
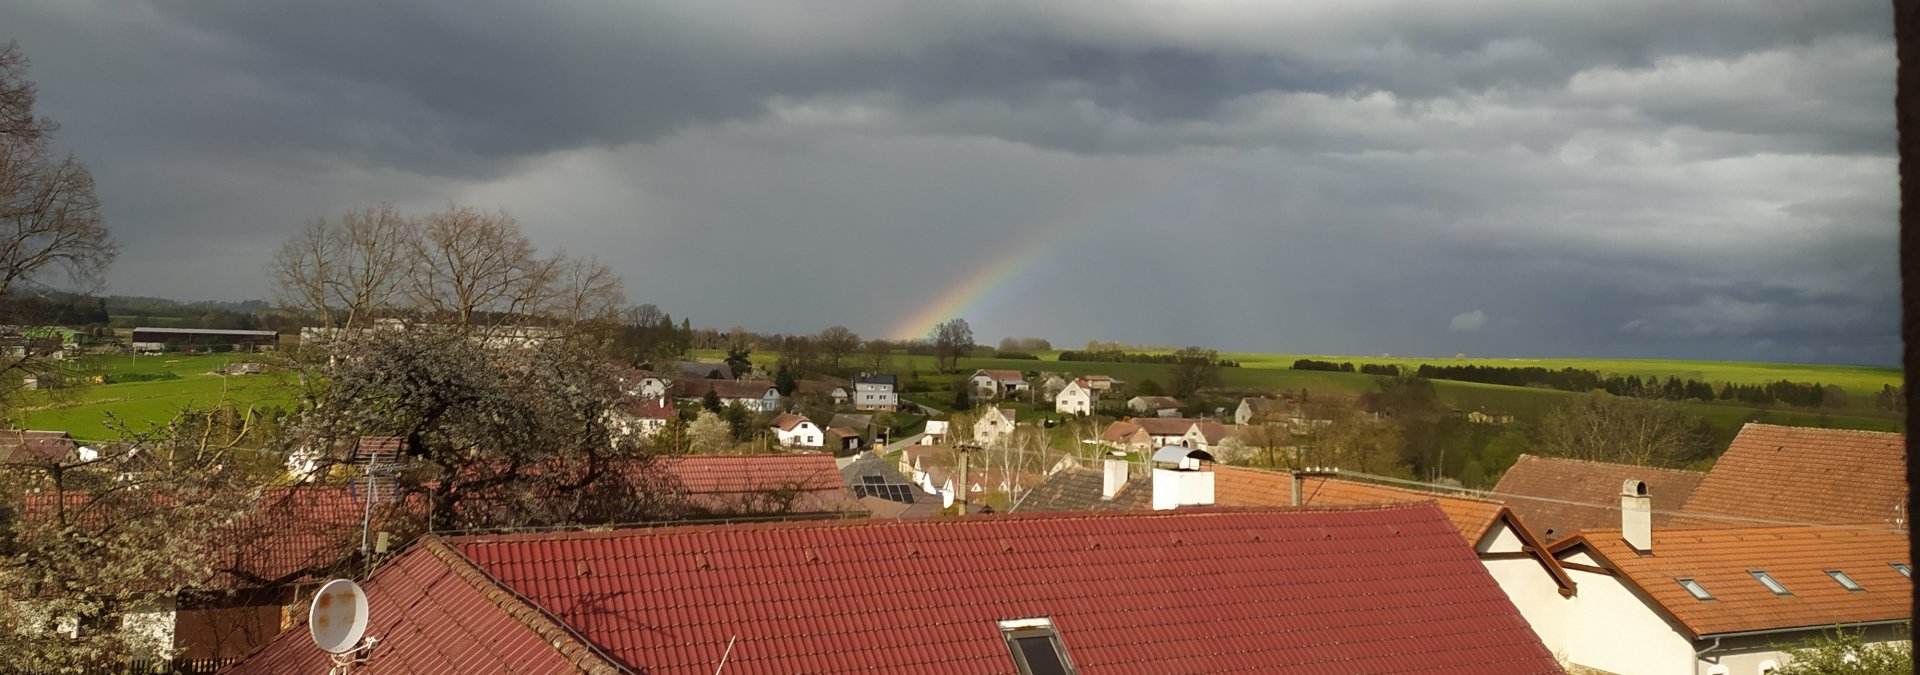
[4,0,1899,363]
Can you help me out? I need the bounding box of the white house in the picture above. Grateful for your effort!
[677,379,782,413]
[973,407,1016,446]
[1126,396,1181,417]
[1054,378,1095,416]
[969,369,1029,399]
[1537,480,1911,675]
[622,371,670,400]
[921,420,949,445]
[771,412,823,448]
[852,373,899,411]
[611,398,676,439]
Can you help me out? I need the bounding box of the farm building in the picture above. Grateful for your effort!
[130,327,279,352]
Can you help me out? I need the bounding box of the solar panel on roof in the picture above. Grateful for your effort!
[862,475,885,484]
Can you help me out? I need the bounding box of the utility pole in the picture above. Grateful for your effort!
[956,442,976,514]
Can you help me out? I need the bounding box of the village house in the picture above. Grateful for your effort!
[852,372,898,411]
[770,412,823,449]
[972,407,1016,446]
[919,420,948,445]
[1677,423,1906,528]
[675,378,781,412]
[621,370,670,400]
[229,504,1563,674]
[968,368,1029,399]
[1494,454,1707,541]
[1233,395,1302,425]
[1126,395,1182,417]
[1082,374,1119,393]
[1053,377,1095,415]
[610,397,676,440]
[838,451,942,518]
[1097,418,1230,453]
[1545,480,1910,675]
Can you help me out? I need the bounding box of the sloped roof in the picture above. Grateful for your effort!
[677,361,733,380]
[1211,466,1506,543]
[1010,467,1151,512]
[1493,454,1706,541]
[1188,420,1230,444]
[1553,525,1911,638]
[853,373,897,386]
[1681,424,1905,527]
[0,429,75,463]
[619,397,676,420]
[663,455,859,516]
[1134,417,1206,436]
[923,420,949,435]
[973,368,1026,382]
[399,505,1556,673]
[676,378,779,400]
[770,412,812,431]
[827,413,873,432]
[217,487,422,588]
[1129,396,1182,409]
[225,539,611,674]
[1099,420,1142,443]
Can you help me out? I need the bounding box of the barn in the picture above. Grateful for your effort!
[129,327,279,353]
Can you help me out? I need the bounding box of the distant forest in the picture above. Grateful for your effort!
[1292,359,1905,412]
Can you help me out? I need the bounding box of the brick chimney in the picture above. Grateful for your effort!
[1101,452,1129,501]
[1621,479,1651,552]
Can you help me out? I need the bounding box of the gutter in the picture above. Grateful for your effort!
[1692,619,1910,673]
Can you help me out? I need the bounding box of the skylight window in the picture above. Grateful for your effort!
[1677,578,1714,601]
[1749,570,1790,595]
[1892,563,1911,579]
[1827,570,1866,592]
[998,618,1079,675]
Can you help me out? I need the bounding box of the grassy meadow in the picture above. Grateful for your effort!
[17,354,301,441]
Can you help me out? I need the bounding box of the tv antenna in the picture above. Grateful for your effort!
[309,578,378,673]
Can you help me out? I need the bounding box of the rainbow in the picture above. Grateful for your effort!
[889,218,1080,341]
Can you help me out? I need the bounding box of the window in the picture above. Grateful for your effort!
[1827,570,1865,592]
[1749,570,1790,596]
[999,618,1078,675]
[1892,563,1911,579]
[1677,578,1714,601]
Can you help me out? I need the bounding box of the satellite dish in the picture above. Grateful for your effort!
[309,578,369,654]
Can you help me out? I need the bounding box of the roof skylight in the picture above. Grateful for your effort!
[1677,578,1714,601]
[1891,563,1910,579]
[1748,570,1790,596]
[1827,570,1865,592]
[999,618,1079,675]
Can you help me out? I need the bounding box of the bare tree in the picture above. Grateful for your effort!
[0,42,115,307]
[863,339,893,373]
[1535,394,1711,468]
[270,205,411,331]
[546,253,625,328]
[817,326,860,371]
[404,205,552,328]
[1168,346,1222,397]
[929,318,974,373]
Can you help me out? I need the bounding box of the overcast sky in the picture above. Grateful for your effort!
[7,1,1898,364]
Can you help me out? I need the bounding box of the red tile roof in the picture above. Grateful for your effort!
[620,397,676,419]
[0,429,76,463]
[663,454,860,516]
[217,487,423,588]
[1132,417,1206,436]
[1212,466,1508,543]
[1681,424,1905,527]
[769,411,811,431]
[257,504,1555,673]
[974,369,1026,382]
[675,378,779,400]
[225,539,611,674]
[1553,525,1911,637]
[1493,454,1706,541]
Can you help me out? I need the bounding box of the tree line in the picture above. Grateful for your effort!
[1292,360,1896,411]
[1062,350,1242,367]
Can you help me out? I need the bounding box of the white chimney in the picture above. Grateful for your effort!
[1101,453,1129,501]
[1150,446,1216,511]
[1621,479,1651,552]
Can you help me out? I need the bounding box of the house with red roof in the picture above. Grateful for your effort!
[769,411,823,448]
[969,368,1030,399]
[610,397,676,439]
[661,454,862,517]
[1547,479,1910,675]
[228,503,1562,674]
[1678,423,1905,528]
[1492,454,1706,541]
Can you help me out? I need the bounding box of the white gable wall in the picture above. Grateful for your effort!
[1557,550,1696,675]
[1474,520,1571,657]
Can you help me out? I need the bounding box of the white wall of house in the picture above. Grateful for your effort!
[1558,550,1697,675]
[122,597,178,661]
[1474,522,1570,657]
[974,411,1014,445]
[854,382,897,410]
[775,420,823,448]
[1055,383,1093,415]
[1234,401,1255,426]
[634,377,668,400]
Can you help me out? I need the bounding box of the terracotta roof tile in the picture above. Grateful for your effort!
[226,540,611,674]
[1682,424,1905,527]
[770,412,811,431]
[1213,466,1507,542]
[975,369,1026,382]
[1493,454,1705,541]
[437,505,1560,673]
[663,455,860,516]
[1554,525,1910,637]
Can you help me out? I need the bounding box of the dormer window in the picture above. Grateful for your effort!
[1677,578,1714,601]
[1827,570,1866,592]
[998,618,1078,675]
[1749,570,1790,596]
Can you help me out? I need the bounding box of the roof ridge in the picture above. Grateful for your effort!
[1218,465,1509,506]
[444,504,1444,543]
[1740,422,1904,438]
[420,537,626,674]
[1511,453,1706,476]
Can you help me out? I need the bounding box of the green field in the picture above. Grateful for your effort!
[692,348,1905,438]
[17,354,301,441]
